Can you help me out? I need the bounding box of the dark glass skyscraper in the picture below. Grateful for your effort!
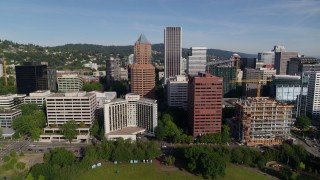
[15,62,48,95]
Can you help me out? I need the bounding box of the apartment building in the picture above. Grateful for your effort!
[104,93,157,140]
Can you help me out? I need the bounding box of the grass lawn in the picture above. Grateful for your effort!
[79,162,273,180]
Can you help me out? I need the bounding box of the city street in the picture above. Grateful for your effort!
[294,137,320,157]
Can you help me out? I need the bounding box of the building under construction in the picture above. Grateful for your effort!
[235,97,293,146]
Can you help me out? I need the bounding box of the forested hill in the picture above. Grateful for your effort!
[0,39,256,69]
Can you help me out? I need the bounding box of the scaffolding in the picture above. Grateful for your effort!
[236,97,294,146]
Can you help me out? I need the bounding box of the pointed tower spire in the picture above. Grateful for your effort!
[136,33,150,44]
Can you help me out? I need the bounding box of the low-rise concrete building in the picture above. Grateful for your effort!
[0,109,22,128]
[24,90,52,107]
[57,74,83,92]
[0,94,26,109]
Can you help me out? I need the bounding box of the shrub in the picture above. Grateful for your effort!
[10,150,16,157]
[3,155,10,162]
[16,162,26,170]
[3,162,14,170]
[20,152,24,156]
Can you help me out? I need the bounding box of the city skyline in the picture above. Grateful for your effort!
[0,0,320,56]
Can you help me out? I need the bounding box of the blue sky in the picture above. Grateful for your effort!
[0,0,319,56]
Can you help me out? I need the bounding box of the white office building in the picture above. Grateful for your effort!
[40,91,97,143]
[104,93,157,140]
[24,90,52,107]
[306,72,320,124]
[167,75,188,110]
[0,109,22,128]
[57,74,83,92]
[187,47,207,76]
[0,94,26,109]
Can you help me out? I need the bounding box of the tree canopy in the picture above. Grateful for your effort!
[60,120,78,143]
[295,116,311,130]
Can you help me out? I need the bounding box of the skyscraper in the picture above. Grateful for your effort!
[274,52,298,75]
[306,71,320,124]
[187,47,207,76]
[15,62,48,95]
[164,27,182,82]
[188,72,223,136]
[130,34,155,98]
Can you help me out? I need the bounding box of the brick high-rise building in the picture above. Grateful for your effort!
[164,27,182,83]
[188,72,223,136]
[130,34,155,98]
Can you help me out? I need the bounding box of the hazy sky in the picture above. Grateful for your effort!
[0,0,319,56]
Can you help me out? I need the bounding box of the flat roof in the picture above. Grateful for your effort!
[106,127,145,136]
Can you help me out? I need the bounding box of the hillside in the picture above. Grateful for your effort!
[0,39,256,69]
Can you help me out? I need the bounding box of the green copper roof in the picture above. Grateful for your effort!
[136,33,150,44]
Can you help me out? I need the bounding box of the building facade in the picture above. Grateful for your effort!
[164,27,182,82]
[15,62,48,95]
[40,92,97,143]
[306,72,320,125]
[187,47,207,76]
[104,93,157,139]
[24,90,52,107]
[0,94,25,109]
[167,75,188,110]
[57,74,83,92]
[235,97,294,146]
[287,57,320,75]
[270,75,307,102]
[0,109,22,128]
[208,65,237,97]
[47,69,57,92]
[188,73,223,136]
[106,56,121,87]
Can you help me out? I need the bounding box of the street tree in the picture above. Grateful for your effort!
[60,120,78,143]
[295,116,311,130]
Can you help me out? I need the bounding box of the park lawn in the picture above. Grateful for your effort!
[218,164,272,180]
[79,162,273,180]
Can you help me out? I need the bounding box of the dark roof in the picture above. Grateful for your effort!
[136,34,150,44]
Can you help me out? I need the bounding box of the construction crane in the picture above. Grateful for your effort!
[1,55,8,86]
[230,79,272,97]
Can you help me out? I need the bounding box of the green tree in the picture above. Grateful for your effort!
[295,116,311,130]
[231,147,244,164]
[164,155,175,166]
[60,120,78,143]
[25,173,34,180]
[30,128,41,141]
[49,148,76,167]
[221,125,230,143]
[199,152,226,179]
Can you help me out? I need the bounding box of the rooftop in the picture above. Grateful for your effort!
[106,127,145,135]
[135,33,150,44]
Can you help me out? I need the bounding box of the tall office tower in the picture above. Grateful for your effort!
[40,91,97,143]
[306,72,320,125]
[187,47,207,76]
[235,97,293,146]
[273,45,286,52]
[188,72,223,136]
[15,62,48,95]
[106,56,121,88]
[130,34,155,98]
[164,27,182,83]
[167,75,188,110]
[57,74,83,92]
[274,52,298,75]
[208,66,237,97]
